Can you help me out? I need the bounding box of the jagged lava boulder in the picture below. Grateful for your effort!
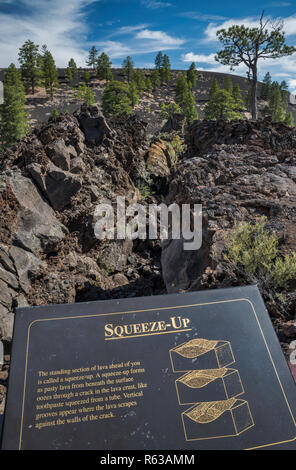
[161,119,296,331]
[0,106,165,349]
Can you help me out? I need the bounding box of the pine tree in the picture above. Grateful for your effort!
[83,70,91,83]
[175,73,198,125]
[209,78,220,99]
[232,83,244,112]
[146,77,153,93]
[183,88,198,125]
[66,67,73,84]
[223,76,233,94]
[97,52,113,81]
[187,62,198,89]
[160,101,182,120]
[175,73,188,106]
[0,64,29,147]
[215,12,296,119]
[160,54,171,83]
[133,69,146,94]
[155,52,163,71]
[42,46,59,100]
[280,80,288,91]
[280,80,289,106]
[74,83,95,106]
[204,89,242,120]
[102,81,133,116]
[285,111,295,127]
[122,56,134,83]
[267,88,286,122]
[150,70,160,90]
[68,58,78,83]
[261,72,272,100]
[68,58,77,73]
[51,108,59,120]
[128,81,140,107]
[18,40,42,94]
[86,46,98,69]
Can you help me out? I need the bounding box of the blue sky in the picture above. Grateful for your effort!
[1,0,296,90]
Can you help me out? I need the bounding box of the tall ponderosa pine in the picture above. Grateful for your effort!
[122,56,134,83]
[209,78,220,99]
[261,72,272,100]
[175,73,188,106]
[87,46,98,69]
[18,40,42,94]
[150,69,160,90]
[133,69,146,94]
[187,62,198,89]
[146,77,153,93]
[204,89,242,120]
[264,87,286,122]
[160,54,171,83]
[223,76,233,94]
[232,83,244,112]
[128,81,140,107]
[83,70,91,83]
[215,11,296,119]
[42,46,59,100]
[182,90,198,125]
[175,73,198,125]
[280,80,289,106]
[102,81,133,116]
[155,52,163,71]
[66,67,73,84]
[0,64,29,147]
[68,58,78,80]
[68,58,78,73]
[97,52,113,81]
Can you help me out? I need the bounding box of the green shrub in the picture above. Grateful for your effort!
[170,135,184,156]
[51,108,59,119]
[271,253,296,289]
[225,217,296,289]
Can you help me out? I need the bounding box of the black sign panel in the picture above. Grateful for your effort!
[1,285,296,450]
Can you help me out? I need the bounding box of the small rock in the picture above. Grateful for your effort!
[0,370,8,381]
[70,157,85,174]
[45,139,71,171]
[283,322,296,339]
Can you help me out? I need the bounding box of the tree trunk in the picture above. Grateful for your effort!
[251,67,258,120]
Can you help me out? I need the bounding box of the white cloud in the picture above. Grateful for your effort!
[94,41,132,59]
[204,17,263,42]
[287,79,296,94]
[0,0,97,67]
[281,15,296,36]
[115,24,149,35]
[179,11,228,22]
[135,29,185,47]
[203,15,296,42]
[93,26,186,60]
[141,1,173,9]
[182,52,216,64]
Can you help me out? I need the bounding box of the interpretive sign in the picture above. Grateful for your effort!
[1,285,296,450]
